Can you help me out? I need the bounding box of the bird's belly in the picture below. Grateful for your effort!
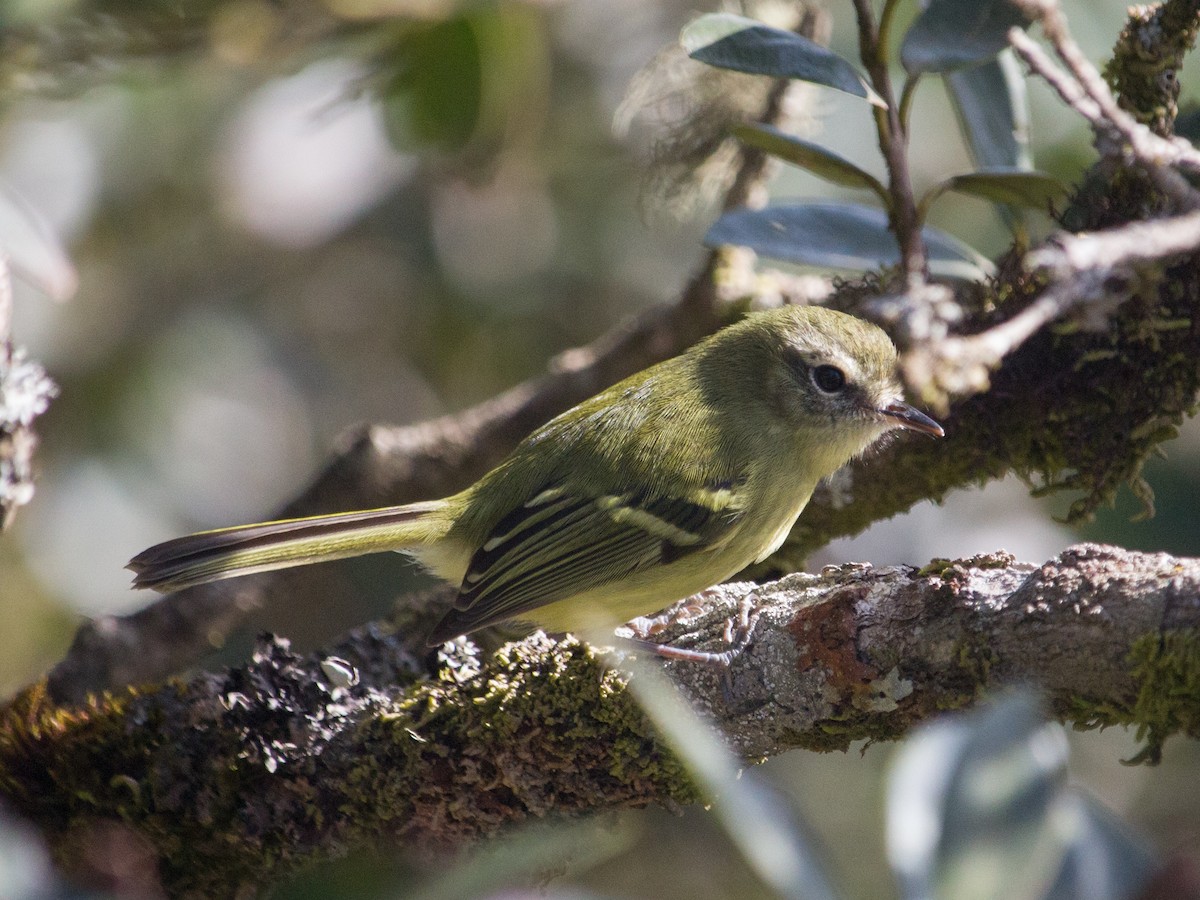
[753,487,814,563]
[519,504,809,635]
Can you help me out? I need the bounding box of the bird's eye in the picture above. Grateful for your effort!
[811,364,846,393]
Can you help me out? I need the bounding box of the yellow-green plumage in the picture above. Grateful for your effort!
[128,305,942,646]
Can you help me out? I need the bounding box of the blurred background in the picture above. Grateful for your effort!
[1,0,1196,896]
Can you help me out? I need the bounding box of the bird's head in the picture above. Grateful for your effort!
[707,305,943,464]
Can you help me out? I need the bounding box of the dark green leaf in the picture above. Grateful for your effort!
[705,202,994,281]
[682,14,883,106]
[732,124,890,206]
[937,168,1065,209]
[901,0,1030,74]
[380,18,483,152]
[945,51,1032,170]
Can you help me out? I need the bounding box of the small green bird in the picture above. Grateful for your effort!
[129,305,942,646]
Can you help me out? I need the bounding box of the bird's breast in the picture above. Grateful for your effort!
[750,482,815,564]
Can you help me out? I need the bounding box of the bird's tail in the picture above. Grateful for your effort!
[128,500,452,593]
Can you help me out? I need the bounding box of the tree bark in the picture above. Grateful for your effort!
[4,543,1198,896]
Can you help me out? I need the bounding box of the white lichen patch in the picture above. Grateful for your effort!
[859,666,914,713]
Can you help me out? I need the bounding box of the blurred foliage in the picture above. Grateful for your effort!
[0,0,1198,896]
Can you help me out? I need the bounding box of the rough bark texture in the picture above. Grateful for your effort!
[4,544,1198,896]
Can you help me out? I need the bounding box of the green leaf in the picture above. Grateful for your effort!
[934,168,1066,209]
[732,124,890,207]
[705,202,994,281]
[945,51,1032,170]
[380,18,483,152]
[682,13,883,106]
[901,0,1031,74]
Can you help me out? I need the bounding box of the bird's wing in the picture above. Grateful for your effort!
[430,481,744,639]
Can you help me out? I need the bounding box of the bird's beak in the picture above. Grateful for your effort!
[879,400,944,437]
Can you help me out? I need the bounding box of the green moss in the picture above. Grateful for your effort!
[956,637,995,688]
[1064,630,1200,765]
[346,637,698,854]
[1104,0,1200,136]
[0,681,145,823]
[1064,695,1131,731]
[64,636,687,888]
[916,558,955,577]
[2,662,381,895]
[780,709,900,753]
[1125,630,1200,764]
[917,553,1017,579]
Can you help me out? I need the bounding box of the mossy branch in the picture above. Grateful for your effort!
[5,543,1199,895]
[1105,0,1200,137]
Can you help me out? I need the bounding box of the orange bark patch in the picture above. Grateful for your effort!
[788,584,879,687]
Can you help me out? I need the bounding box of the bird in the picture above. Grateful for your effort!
[128,304,943,647]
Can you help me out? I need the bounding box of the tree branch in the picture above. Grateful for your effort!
[6,544,1199,896]
[902,207,1200,399]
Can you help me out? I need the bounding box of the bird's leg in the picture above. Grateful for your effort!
[619,593,762,667]
[623,591,715,641]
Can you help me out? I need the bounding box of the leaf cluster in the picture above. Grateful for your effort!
[683,1,1066,283]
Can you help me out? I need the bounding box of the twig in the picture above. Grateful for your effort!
[1009,8,1200,207]
[905,208,1200,397]
[1029,209,1200,273]
[851,0,926,283]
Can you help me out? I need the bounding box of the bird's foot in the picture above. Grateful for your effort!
[623,591,715,642]
[620,594,761,667]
